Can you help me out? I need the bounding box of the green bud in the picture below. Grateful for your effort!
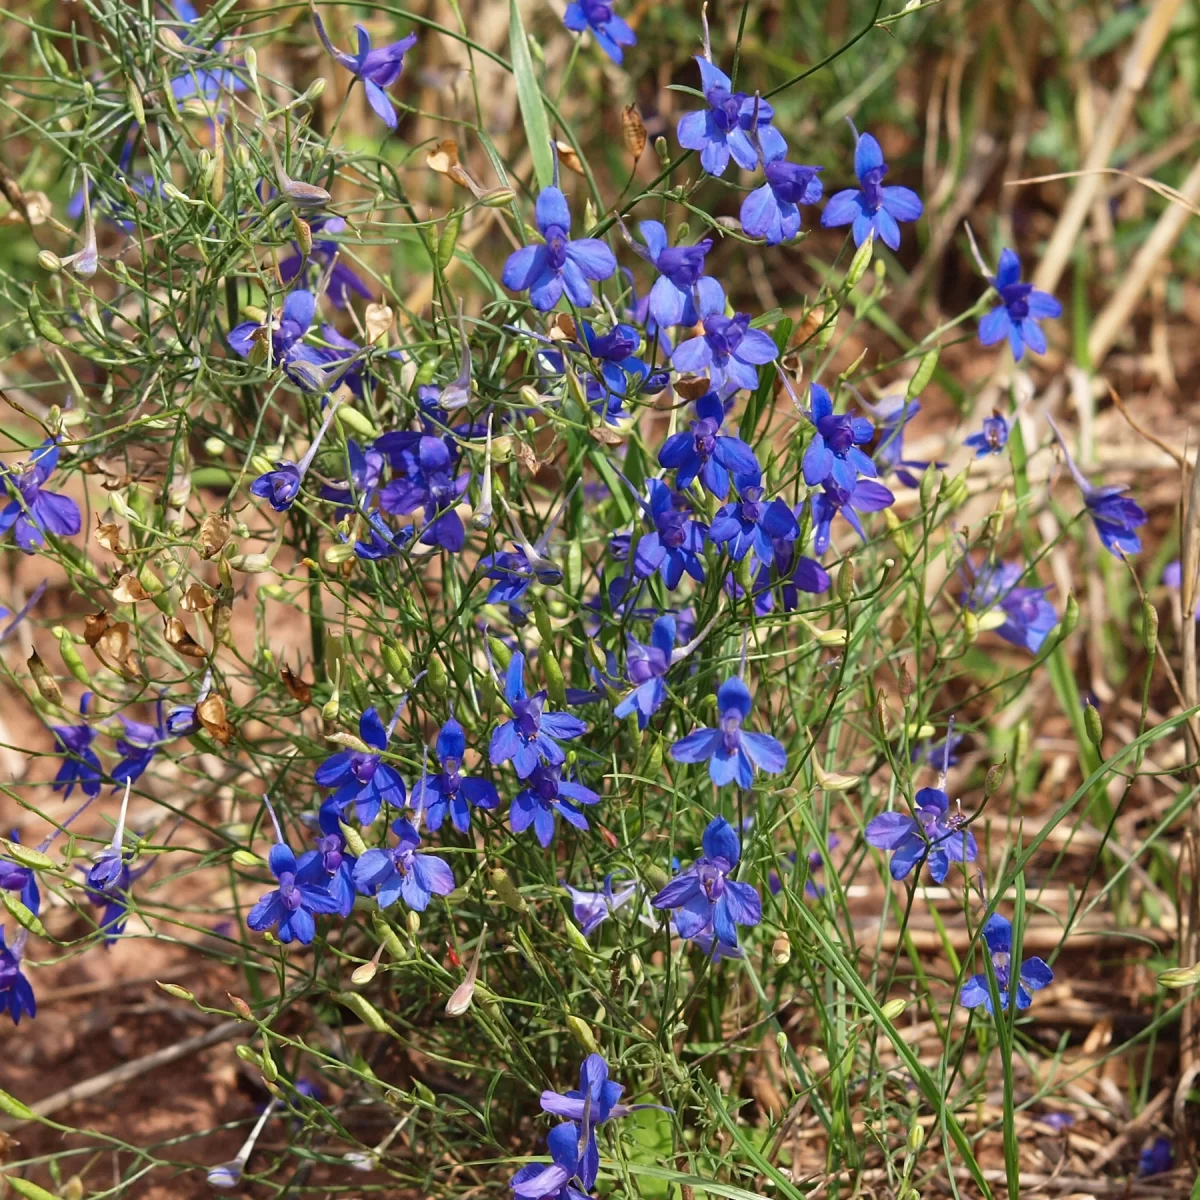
[336,991,393,1035]
[55,626,92,687]
[490,867,528,913]
[565,1014,601,1055]
[643,862,670,892]
[232,849,264,868]
[1060,593,1079,638]
[336,405,378,439]
[1014,719,1030,767]
[236,1044,264,1067]
[845,232,874,287]
[962,610,979,645]
[37,250,62,272]
[487,636,512,671]
[837,559,854,604]
[919,465,937,509]
[157,982,196,1002]
[563,918,592,955]
[983,760,1006,799]
[406,910,420,935]
[884,508,913,557]
[414,358,438,387]
[126,77,146,126]
[628,952,643,980]
[907,348,939,399]
[880,997,906,1021]
[29,296,69,346]
[654,135,670,165]
[427,655,448,698]
[1158,963,1200,989]
[437,212,462,270]
[1084,701,1103,747]
[339,821,368,857]
[907,1119,925,1153]
[1142,599,1159,655]
[480,186,516,207]
[776,1030,789,1058]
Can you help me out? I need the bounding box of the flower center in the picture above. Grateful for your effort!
[719,712,742,754]
[349,750,379,784]
[818,413,855,455]
[278,872,303,911]
[707,87,744,133]
[860,165,886,210]
[692,418,718,461]
[704,314,744,359]
[544,226,569,270]
[656,245,705,287]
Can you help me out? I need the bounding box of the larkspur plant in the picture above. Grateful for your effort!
[0,0,1183,1196]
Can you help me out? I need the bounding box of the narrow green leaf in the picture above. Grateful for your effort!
[623,1162,771,1200]
[509,0,554,190]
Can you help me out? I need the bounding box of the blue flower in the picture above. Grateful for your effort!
[961,561,1057,654]
[911,731,963,768]
[802,384,877,490]
[314,801,358,917]
[0,440,82,553]
[411,718,500,834]
[52,707,103,799]
[480,544,563,604]
[321,439,384,507]
[671,302,780,396]
[562,875,637,935]
[227,289,315,372]
[490,652,588,779]
[352,511,414,560]
[563,0,636,64]
[280,216,373,308]
[511,1120,593,1200]
[811,478,895,555]
[1139,1137,1173,1177]
[625,478,708,588]
[112,703,172,786]
[964,413,1009,457]
[978,249,1061,360]
[863,395,934,487]
[315,707,406,825]
[379,435,471,552]
[553,322,665,423]
[864,787,977,883]
[614,614,678,728]
[658,392,761,499]
[651,816,761,948]
[313,12,417,129]
[352,817,455,911]
[740,147,823,246]
[676,57,786,178]
[820,127,923,251]
[503,187,617,312]
[0,928,35,1025]
[736,532,830,616]
[670,676,786,788]
[627,220,725,329]
[168,3,247,102]
[959,914,1053,1013]
[1047,415,1147,557]
[510,762,600,848]
[247,843,342,944]
[0,832,39,916]
[709,482,799,564]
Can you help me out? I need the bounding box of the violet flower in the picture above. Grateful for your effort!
[279,216,372,308]
[0,927,35,1025]
[820,125,923,250]
[411,717,500,834]
[959,914,1053,1013]
[626,220,725,329]
[709,481,799,564]
[965,413,1009,457]
[511,1120,593,1200]
[676,57,786,177]
[811,478,895,555]
[978,249,1061,360]
[112,701,172,786]
[625,478,709,588]
[1047,414,1147,557]
[169,1,247,102]
[502,186,616,312]
[562,875,637,935]
[0,831,40,915]
[352,816,455,910]
[562,0,636,64]
[315,705,407,825]
[0,440,82,553]
[671,300,780,396]
[657,392,761,499]
[490,651,588,779]
[250,390,347,512]
[614,614,677,728]
[740,146,823,246]
[321,439,384,507]
[52,698,103,799]
[864,395,934,488]
[651,816,761,948]
[313,11,418,129]
[802,383,877,491]
[314,800,358,917]
[378,435,471,552]
[510,763,600,848]
[670,676,786,788]
[864,786,977,883]
[1139,1137,1174,1178]
[961,561,1057,654]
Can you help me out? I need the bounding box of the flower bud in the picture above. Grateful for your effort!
[962,610,979,644]
[654,135,670,165]
[323,543,357,565]
[427,655,448,698]
[845,232,874,287]
[373,913,406,960]
[776,1031,789,1059]
[232,849,263,868]
[37,249,63,272]
[303,76,327,102]
[907,1120,925,1153]
[235,1044,264,1067]
[919,465,937,509]
[884,508,912,557]
[643,862,670,892]
[489,867,527,913]
[983,760,1006,799]
[907,348,939,399]
[1084,701,1103,747]
[1158,964,1200,989]
[837,559,854,603]
[1142,599,1159,655]
[228,994,253,1020]
[339,820,368,857]
[880,997,906,1021]
[28,650,63,705]
[565,1015,601,1055]
[564,918,592,955]
[351,961,378,986]
[1060,593,1079,638]
[243,45,258,89]
[487,636,512,671]
[628,952,643,980]
[406,910,420,935]
[157,981,196,1002]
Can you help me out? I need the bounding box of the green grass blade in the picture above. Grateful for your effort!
[509,0,555,190]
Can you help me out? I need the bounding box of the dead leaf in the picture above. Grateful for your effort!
[589,424,624,445]
[281,663,313,706]
[512,440,542,475]
[0,1130,20,1164]
[549,313,577,341]
[196,693,235,744]
[674,375,711,401]
[94,519,129,556]
[112,574,150,603]
[555,141,585,176]
[198,513,230,559]
[83,611,112,648]
[425,138,460,174]
[621,106,647,161]
[28,650,63,705]
[180,583,215,612]
[164,617,207,659]
[365,303,393,345]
